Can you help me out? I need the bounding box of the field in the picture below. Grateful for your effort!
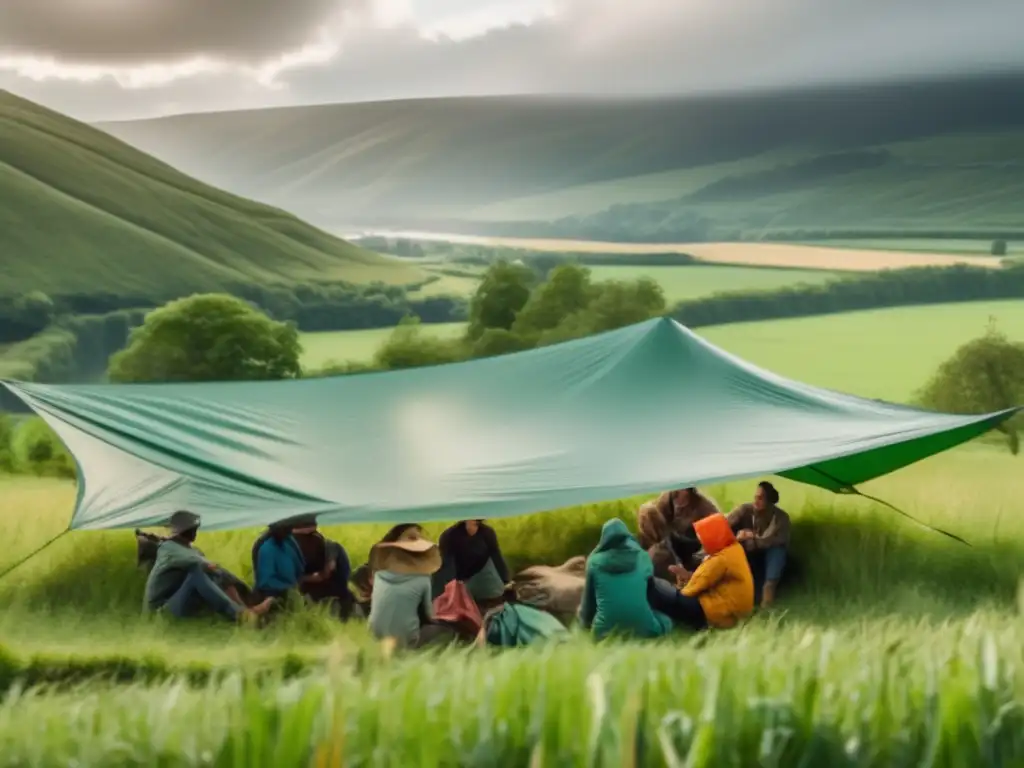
[301,301,1024,403]
[93,76,1024,239]
[0,435,1022,764]
[301,322,466,369]
[808,238,1009,255]
[404,264,837,303]
[3,298,1024,762]
[379,235,1006,271]
[0,90,422,298]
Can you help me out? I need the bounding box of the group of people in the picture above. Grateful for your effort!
[140,480,792,648]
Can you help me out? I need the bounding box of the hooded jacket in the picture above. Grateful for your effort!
[368,570,434,647]
[578,518,672,640]
[682,514,754,628]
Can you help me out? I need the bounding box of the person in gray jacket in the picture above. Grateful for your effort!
[143,511,274,624]
[367,534,456,649]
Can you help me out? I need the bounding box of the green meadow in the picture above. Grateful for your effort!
[300,300,1024,403]
[0,299,1008,763]
[0,436,1022,765]
[406,264,838,303]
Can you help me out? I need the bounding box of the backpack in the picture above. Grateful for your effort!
[482,603,569,647]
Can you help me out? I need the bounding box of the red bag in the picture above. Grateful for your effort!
[432,580,483,637]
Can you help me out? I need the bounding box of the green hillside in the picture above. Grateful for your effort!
[0,90,423,300]
[480,134,1024,242]
[94,75,1024,237]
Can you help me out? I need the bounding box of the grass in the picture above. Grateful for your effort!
[0,90,422,298]
[299,301,1024,400]
[808,238,1009,255]
[702,300,1024,402]
[301,322,466,369]
[0,437,1022,764]
[94,76,1024,238]
[585,265,837,302]
[406,265,837,303]
[373,235,1005,271]
[408,272,484,298]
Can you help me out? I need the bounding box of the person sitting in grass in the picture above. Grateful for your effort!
[637,487,721,578]
[367,534,458,649]
[290,515,358,619]
[434,520,511,610]
[350,523,430,613]
[648,512,754,631]
[251,516,357,617]
[577,518,672,640]
[144,510,274,624]
[253,520,321,601]
[726,481,791,607]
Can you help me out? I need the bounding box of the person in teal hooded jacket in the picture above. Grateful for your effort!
[578,518,673,640]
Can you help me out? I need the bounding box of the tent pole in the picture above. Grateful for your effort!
[0,530,69,583]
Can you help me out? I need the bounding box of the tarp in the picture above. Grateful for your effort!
[2,317,1019,532]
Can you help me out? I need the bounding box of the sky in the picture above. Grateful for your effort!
[0,0,1022,122]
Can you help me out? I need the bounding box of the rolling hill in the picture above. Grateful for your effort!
[0,90,423,301]
[95,74,1024,239]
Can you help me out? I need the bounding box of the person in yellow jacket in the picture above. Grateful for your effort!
[647,512,754,630]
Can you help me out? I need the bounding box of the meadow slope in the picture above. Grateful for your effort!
[0,440,1022,765]
[0,90,422,299]
[95,74,1024,235]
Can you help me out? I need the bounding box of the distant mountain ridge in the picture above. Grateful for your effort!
[94,74,1024,237]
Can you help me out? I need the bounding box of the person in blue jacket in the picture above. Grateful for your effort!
[254,521,320,599]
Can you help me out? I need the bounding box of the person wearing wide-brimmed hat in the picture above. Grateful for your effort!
[367,533,455,649]
[143,510,274,624]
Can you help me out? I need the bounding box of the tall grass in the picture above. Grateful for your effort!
[0,621,1021,766]
[0,442,1022,764]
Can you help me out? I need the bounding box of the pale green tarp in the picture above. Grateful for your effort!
[2,318,1018,532]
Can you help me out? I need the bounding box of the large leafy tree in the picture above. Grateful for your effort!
[466,261,535,341]
[108,294,302,383]
[917,320,1024,453]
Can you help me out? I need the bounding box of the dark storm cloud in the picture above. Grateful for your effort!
[0,0,350,63]
[1,0,1022,121]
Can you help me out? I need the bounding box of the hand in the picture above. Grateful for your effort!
[737,530,754,542]
[304,571,325,584]
[668,564,692,588]
[204,561,219,573]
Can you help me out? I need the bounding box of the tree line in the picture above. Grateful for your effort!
[0,279,467,346]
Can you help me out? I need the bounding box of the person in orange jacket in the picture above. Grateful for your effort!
[647,512,755,630]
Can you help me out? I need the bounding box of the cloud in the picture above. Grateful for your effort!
[0,0,351,64]
[1,0,1022,122]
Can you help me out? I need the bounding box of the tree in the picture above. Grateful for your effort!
[373,316,467,370]
[13,291,55,331]
[537,277,667,346]
[991,239,1008,257]
[513,264,595,338]
[108,293,302,383]
[471,328,533,359]
[917,320,1024,454]
[466,261,535,341]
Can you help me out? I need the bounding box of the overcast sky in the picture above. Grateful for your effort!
[1,0,1021,122]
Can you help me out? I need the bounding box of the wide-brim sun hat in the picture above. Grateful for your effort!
[167,510,201,537]
[369,536,442,575]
